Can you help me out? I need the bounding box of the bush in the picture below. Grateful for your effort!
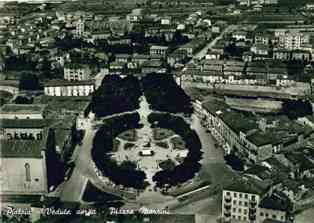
[124,142,135,150]
[155,141,169,149]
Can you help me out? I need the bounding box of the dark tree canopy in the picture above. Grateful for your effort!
[5,55,37,71]
[91,113,147,189]
[141,74,193,115]
[281,99,313,120]
[224,154,244,171]
[91,75,142,117]
[14,96,33,104]
[149,113,202,187]
[46,128,66,188]
[19,73,41,90]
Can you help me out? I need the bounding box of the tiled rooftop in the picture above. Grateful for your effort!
[0,104,47,114]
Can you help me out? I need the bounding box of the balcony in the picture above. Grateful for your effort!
[249,208,256,214]
[224,197,232,203]
[250,199,257,206]
[224,203,231,210]
[224,212,231,218]
[249,214,256,221]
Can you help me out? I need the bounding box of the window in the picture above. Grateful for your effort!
[245,194,248,199]
[239,193,242,198]
[233,200,237,205]
[272,215,277,219]
[238,208,242,213]
[239,201,242,206]
[233,208,236,212]
[36,133,42,140]
[260,212,264,217]
[244,201,248,207]
[25,163,31,182]
[234,192,237,197]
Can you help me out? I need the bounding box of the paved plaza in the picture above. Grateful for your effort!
[112,96,189,186]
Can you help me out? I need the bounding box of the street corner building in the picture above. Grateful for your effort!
[222,177,293,223]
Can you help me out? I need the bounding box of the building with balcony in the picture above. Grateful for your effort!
[222,178,267,223]
[222,178,291,223]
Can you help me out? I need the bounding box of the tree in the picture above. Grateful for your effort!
[149,113,202,187]
[91,75,141,117]
[45,128,65,188]
[19,73,41,90]
[281,99,313,120]
[91,113,147,189]
[14,96,33,104]
[141,74,193,114]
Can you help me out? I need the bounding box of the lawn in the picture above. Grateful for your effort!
[112,139,120,152]
[155,141,169,149]
[159,159,176,171]
[117,129,137,141]
[170,136,186,150]
[124,142,135,150]
[153,128,176,140]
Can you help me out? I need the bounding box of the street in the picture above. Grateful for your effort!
[190,24,238,61]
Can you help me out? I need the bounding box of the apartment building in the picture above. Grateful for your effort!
[279,31,309,50]
[64,64,91,81]
[194,99,312,164]
[74,19,85,37]
[222,178,291,223]
[149,45,169,58]
[44,80,95,97]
